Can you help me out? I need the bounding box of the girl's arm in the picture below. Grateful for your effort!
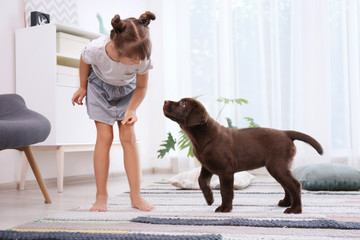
[122,72,149,125]
[72,56,91,105]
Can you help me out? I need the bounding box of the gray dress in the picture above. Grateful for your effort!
[86,69,136,125]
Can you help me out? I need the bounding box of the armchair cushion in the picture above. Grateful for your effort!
[0,94,51,149]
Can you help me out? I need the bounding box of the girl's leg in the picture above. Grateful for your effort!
[90,121,113,212]
[118,122,155,211]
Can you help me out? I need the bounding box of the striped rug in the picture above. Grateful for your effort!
[3,178,360,240]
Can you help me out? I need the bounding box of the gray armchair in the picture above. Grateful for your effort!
[0,94,51,203]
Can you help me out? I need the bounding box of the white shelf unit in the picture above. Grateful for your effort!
[15,24,114,192]
[16,23,103,146]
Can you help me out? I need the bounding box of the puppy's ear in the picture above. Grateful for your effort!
[185,107,209,127]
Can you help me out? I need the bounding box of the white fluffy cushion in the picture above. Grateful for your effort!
[168,167,255,190]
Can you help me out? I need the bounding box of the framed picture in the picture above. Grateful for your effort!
[30,11,50,26]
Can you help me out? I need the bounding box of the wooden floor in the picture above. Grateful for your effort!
[0,173,171,230]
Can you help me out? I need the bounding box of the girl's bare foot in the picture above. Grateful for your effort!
[90,194,108,212]
[130,193,155,211]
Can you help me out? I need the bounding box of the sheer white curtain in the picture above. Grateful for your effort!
[331,0,360,168]
[162,0,360,169]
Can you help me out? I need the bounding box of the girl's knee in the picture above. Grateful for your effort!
[120,128,136,146]
[97,129,114,144]
[120,135,136,147]
[95,122,114,143]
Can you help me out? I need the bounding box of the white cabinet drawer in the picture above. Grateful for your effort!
[56,32,89,58]
[57,65,79,87]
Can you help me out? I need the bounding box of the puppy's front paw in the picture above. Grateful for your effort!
[284,206,302,214]
[215,204,232,212]
[278,199,291,207]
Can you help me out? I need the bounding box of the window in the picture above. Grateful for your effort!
[183,0,360,167]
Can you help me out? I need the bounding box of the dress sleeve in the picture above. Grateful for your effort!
[136,58,153,75]
[81,45,93,64]
[81,38,99,65]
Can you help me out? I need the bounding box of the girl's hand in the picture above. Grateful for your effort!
[122,110,137,126]
[72,88,87,106]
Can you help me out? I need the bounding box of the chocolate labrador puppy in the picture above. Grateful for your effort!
[163,98,323,214]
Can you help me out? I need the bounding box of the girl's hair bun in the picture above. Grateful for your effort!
[138,11,156,27]
[111,14,126,34]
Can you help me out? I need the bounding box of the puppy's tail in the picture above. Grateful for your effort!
[285,131,323,155]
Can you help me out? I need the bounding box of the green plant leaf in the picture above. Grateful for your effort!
[157,132,176,159]
[244,117,260,128]
[217,97,231,104]
[217,97,248,105]
[235,98,248,105]
[192,95,203,100]
[177,130,194,157]
[226,117,237,129]
[216,97,249,121]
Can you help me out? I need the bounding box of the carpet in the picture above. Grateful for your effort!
[3,177,360,240]
[131,217,360,229]
[0,231,221,240]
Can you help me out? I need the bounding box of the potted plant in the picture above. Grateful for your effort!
[157,97,259,159]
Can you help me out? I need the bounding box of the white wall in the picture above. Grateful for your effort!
[0,0,169,185]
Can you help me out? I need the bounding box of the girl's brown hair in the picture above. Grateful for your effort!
[110,11,156,60]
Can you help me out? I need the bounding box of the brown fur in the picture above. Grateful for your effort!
[163,98,323,214]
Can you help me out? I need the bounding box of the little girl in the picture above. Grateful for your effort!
[71,11,156,212]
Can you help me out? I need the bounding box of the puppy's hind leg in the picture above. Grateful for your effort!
[266,164,302,214]
[278,188,291,207]
[198,167,214,205]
